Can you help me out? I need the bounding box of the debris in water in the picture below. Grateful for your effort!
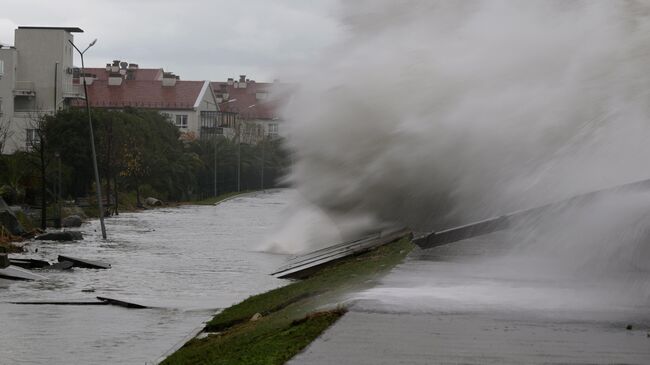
[96,296,148,309]
[58,255,110,269]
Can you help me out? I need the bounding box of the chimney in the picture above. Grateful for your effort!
[227,78,234,86]
[105,63,111,72]
[238,75,247,88]
[162,72,177,86]
[111,60,120,73]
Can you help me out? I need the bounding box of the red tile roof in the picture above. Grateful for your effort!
[71,80,206,110]
[210,80,288,120]
[82,67,163,81]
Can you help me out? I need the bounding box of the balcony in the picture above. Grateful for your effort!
[62,83,83,99]
[14,81,36,97]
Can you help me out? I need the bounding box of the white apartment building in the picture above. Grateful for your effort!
[0,26,83,153]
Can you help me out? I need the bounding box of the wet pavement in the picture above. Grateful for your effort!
[290,231,650,364]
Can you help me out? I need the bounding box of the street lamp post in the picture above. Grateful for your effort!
[237,121,241,192]
[69,38,107,239]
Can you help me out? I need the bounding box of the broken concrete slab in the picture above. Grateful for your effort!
[10,301,109,306]
[58,255,110,269]
[96,296,148,309]
[414,177,650,249]
[41,261,74,271]
[272,228,411,279]
[9,258,50,269]
[0,265,47,281]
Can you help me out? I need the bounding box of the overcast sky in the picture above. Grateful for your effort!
[1,0,343,82]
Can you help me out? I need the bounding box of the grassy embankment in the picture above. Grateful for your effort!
[191,190,258,206]
[162,236,414,365]
[82,190,256,218]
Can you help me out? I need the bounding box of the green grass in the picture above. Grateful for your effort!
[162,237,413,365]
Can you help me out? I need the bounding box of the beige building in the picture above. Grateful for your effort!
[0,26,83,153]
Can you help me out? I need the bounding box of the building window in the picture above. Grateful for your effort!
[268,123,278,136]
[175,114,188,129]
[26,128,40,149]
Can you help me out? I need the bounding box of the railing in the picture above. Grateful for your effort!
[14,81,36,96]
[62,83,83,98]
[13,110,55,119]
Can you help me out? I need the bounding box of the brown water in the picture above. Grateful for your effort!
[0,190,291,364]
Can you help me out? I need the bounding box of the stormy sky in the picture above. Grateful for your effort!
[1,0,342,82]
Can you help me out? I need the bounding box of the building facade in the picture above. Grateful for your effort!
[71,61,219,139]
[211,75,289,142]
[0,26,83,153]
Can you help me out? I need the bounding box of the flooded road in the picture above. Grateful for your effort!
[0,190,290,365]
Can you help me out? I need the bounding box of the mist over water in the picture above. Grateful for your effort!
[263,0,650,315]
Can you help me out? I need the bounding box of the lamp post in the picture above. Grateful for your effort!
[69,38,106,239]
[212,98,238,197]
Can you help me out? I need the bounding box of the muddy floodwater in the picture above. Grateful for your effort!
[0,190,290,365]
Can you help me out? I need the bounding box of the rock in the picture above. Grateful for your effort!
[0,253,9,268]
[0,197,25,236]
[250,313,263,322]
[62,206,87,219]
[62,215,83,228]
[35,231,83,241]
[145,197,163,206]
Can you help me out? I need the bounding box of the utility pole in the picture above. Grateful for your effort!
[70,38,106,239]
[237,120,241,192]
[260,134,265,191]
[39,132,46,230]
[213,134,218,197]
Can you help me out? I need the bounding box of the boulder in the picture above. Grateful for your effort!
[35,231,83,241]
[62,206,87,219]
[145,197,163,206]
[0,197,25,236]
[250,313,263,322]
[62,215,83,228]
[0,253,9,268]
